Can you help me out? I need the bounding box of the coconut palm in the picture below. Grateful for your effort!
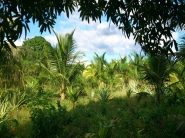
[141,54,172,104]
[46,30,83,100]
[166,37,185,97]
[117,57,129,81]
[104,60,119,91]
[92,53,107,82]
[129,52,145,79]
[66,86,80,108]
[176,37,185,84]
[84,53,108,89]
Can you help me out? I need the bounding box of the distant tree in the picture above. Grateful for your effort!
[0,47,23,89]
[129,52,145,79]
[105,60,118,91]
[84,53,107,89]
[21,36,52,64]
[20,36,53,91]
[92,53,107,83]
[20,36,53,77]
[1,0,185,55]
[116,57,130,88]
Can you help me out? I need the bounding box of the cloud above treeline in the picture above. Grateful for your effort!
[44,12,141,62]
[15,11,182,63]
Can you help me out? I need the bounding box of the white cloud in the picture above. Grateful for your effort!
[44,12,141,62]
[15,10,184,63]
[44,35,57,45]
[15,39,24,46]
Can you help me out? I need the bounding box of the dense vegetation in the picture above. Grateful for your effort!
[2,1,185,137]
[0,31,185,137]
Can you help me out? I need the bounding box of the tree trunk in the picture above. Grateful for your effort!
[156,84,162,105]
[60,92,65,100]
[60,83,66,100]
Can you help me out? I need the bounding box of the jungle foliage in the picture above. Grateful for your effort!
[0,31,185,137]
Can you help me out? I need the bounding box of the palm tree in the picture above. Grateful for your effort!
[84,53,108,89]
[141,54,172,104]
[129,52,145,79]
[176,37,185,84]
[46,30,82,100]
[115,57,129,92]
[167,37,185,96]
[104,60,119,91]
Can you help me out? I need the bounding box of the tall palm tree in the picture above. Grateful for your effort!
[47,30,82,99]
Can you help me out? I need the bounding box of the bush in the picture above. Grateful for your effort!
[98,88,110,103]
[0,119,18,138]
[67,86,80,108]
[31,103,70,138]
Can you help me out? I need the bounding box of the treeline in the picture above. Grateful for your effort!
[1,32,185,104]
[0,32,185,137]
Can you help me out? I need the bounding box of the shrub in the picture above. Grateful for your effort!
[0,119,18,138]
[67,87,80,108]
[31,103,70,138]
[98,88,110,103]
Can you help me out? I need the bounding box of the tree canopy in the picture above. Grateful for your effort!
[21,36,52,62]
[1,0,185,55]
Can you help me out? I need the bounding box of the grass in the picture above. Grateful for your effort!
[7,107,32,138]
[3,90,185,138]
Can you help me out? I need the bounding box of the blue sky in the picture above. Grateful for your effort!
[15,11,182,63]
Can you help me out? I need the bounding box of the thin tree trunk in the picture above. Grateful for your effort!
[60,83,66,100]
[156,84,162,105]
